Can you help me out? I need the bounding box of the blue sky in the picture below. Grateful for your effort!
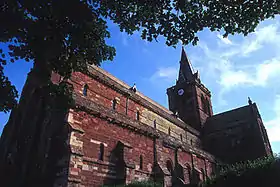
[1,17,280,153]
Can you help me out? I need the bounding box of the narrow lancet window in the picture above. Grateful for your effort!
[153,120,157,129]
[83,84,88,96]
[166,160,173,175]
[98,143,104,161]
[112,99,117,110]
[140,155,143,170]
[136,111,140,120]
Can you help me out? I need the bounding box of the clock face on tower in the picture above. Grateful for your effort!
[178,88,184,96]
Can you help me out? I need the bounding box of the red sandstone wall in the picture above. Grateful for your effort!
[69,72,202,146]
[68,110,154,186]
[69,72,144,120]
[63,70,215,186]
[67,110,214,186]
[195,86,212,126]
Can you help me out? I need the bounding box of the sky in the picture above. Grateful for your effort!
[1,16,280,153]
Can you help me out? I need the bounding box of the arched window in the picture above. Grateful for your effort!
[190,139,193,145]
[112,99,117,110]
[140,155,143,170]
[166,160,173,175]
[153,119,157,129]
[98,143,104,161]
[136,111,140,120]
[83,84,88,96]
[168,127,171,135]
[180,134,183,141]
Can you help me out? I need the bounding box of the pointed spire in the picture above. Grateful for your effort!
[178,47,194,83]
[181,46,188,62]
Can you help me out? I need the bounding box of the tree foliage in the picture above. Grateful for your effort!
[0,65,18,113]
[103,180,162,187]
[203,155,280,187]
[1,0,280,112]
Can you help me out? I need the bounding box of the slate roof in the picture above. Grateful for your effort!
[204,104,256,133]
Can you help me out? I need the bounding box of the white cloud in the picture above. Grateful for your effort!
[255,24,279,43]
[219,70,250,89]
[265,95,280,142]
[256,59,280,85]
[195,21,280,109]
[242,41,261,56]
[217,34,233,45]
[197,22,280,92]
[156,67,177,79]
[150,67,178,84]
[218,58,280,90]
[242,24,280,56]
[198,21,280,143]
[215,23,280,58]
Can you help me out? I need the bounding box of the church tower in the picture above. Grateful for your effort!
[167,47,213,130]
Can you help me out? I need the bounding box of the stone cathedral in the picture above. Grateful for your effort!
[0,48,272,187]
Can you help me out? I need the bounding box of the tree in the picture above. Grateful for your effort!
[0,65,18,113]
[0,0,279,112]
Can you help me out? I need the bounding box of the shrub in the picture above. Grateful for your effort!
[103,180,162,187]
[202,154,280,187]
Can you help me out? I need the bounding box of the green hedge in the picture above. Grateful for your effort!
[202,154,280,187]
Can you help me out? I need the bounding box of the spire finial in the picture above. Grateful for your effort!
[248,97,252,105]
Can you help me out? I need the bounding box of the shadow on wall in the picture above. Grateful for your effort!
[0,86,73,187]
[103,138,164,186]
[103,141,127,186]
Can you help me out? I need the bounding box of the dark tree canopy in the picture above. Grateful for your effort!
[0,65,18,113]
[0,0,279,113]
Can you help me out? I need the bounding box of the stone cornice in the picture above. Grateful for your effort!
[84,65,200,136]
[72,94,216,162]
[73,93,160,138]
